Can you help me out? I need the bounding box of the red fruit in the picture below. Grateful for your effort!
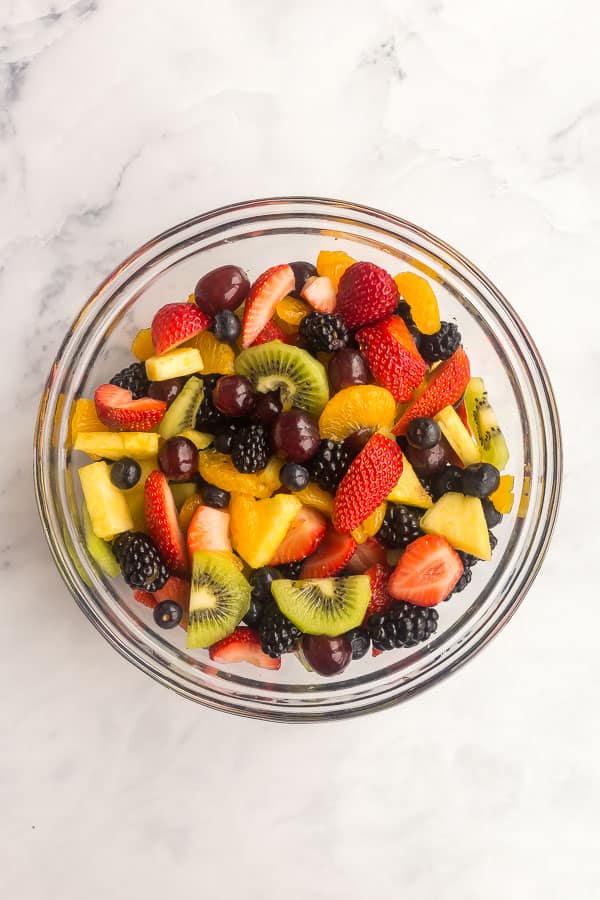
[356,316,426,402]
[144,470,189,576]
[251,318,289,346]
[270,506,327,565]
[300,530,357,579]
[387,534,463,606]
[345,537,388,573]
[332,433,403,534]
[301,275,336,312]
[336,262,399,330]
[241,264,295,348]
[134,576,190,629]
[455,398,472,434]
[94,384,166,432]
[393,347,470,436]
[187,506,232,557]
[363,563,394,620]
[151,302,210,356]
[209,626,281,670]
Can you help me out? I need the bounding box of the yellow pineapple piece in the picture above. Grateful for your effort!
[420,492,491,560]
[489,474,514,515]
[145,347,203,381]
[434,405,480,466]
[74,432,159,460]
[230,493,302,568]
[352,502,387,544]
[185,330,235,375]
[131,328,155,361]
[317,250,356,289]
[71,398,109,440]
[276,296,311,326]
[79,461,133,541]
[393,272,441,335]
[318,385,396,441]
[198,451,282,498]
[121,458,158,531]
[295,483,334,517]
[387,457,432,509]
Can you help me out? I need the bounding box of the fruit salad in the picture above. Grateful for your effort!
[72,252,513,677]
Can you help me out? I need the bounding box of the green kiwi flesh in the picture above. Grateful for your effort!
[464,377,509,470]
[271,576,371,636]
[234,341,329,417]
[159,376,204,439]
[82,503,120,577]
[187,551,251,648]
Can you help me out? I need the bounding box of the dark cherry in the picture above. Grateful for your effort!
[250,390,282,425]
[194,265,250,316]
[148,377,185,407]
[404,438,450,477]
[328,349,370,392]
[342,428,373,458]
[158,436,199,481]
[213,375,256,417]
[289,261,317,297]
[271,410,320,462]
[302,634,353,676]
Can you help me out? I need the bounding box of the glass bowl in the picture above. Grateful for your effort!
[34,197,562,721]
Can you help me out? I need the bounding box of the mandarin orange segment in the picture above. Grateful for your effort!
[295,483,334,517]
[394,272,441,335]
[185,330,235,374]
[318,385,396,441]
[489,474,514,515]
[276,296,311,326]
[198,450,282,498]
[71,398,109,439]
[352,502,387,544]
[131,328,156,361]
[178,493,204,531]
[317,250,356,290]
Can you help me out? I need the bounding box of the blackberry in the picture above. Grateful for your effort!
[451,566,472,595]
[458,550,478,569]
[277,560,303,579]
[306,439,351,494]
[110,362,149,399]
[112,532,168,592]
[367,602,439,651]
[231,424,269,473]
[214,422,240,454]
[299,312,350,354]
[419,321,461,363]
[377,504,422,549]
[259,603,302,658]
[195,375,227,431]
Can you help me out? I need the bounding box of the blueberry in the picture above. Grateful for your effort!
[461,463,500,499]
[153,601,182,629]
[406,417,441,450]
[248,567,281,606]
[110,457,141,490]
[243,596,265,628]
[431,464,463,499]
[214,425,237,454]
[346,627,370,660]
[201,483,230,509]
[212,310,241,344]
[482,497,503,529]
[280,462,310,492]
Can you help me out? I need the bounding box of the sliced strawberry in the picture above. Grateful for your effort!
[241,264,295,348]
[356,316,426,402]
[393,347,470,435]
[372,646,383,657]
[133,576,190,629]
[455,398,472,434]
[387,534,463,606]
[363,563,394,620]
[94,384,166,432]
[300,529,356,578]
[333,434,403,534]
[300,275,336,312]
[187,505,232,556]
[144,471,189,576]
[251,318,290,346]
[345,537,388,573]
[209,626,281,670]
[269,506,327,565]
[151,302,210,355]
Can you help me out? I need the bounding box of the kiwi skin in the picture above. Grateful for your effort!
[271,576,371,636]
[464,377,509,470]
[186,551,251,649]
[159,376,204,440]
[235,341,329,418]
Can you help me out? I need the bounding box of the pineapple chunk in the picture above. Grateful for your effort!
[74,432,159,460]
[387,457,432,509]
[420,492,491,560]
[145,347,203,381]
[131,328,155,361]
[120,458,157,531]
[230,493,302,568]
[434,405,481,466]
[79,461,133,541]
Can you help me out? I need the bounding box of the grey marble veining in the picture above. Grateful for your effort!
[1,1,598,897]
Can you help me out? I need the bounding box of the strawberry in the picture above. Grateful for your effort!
[301,275,336,312]
[151,302,210,356]
[144,470,189,576]
[134,576,190,629]
[332,433,403,534]
[187,505,232,556]
[455,398,472,434]
[393,347,471,435]
[94,384,166,432]
[300,529,356,578]
[252,318,289,346]
[356,316,426,402]
[241,264,295,348]
[363,563,394,620]
[270,506,327,565]
[336,262,399,330]
[345,537,388,573]
[387,534,463,606]
[209,626,281,670]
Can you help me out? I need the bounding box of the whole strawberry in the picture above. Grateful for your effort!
[336,262,399,330]
[332,433,403,534]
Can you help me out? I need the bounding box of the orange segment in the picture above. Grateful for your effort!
[178,493,204,531]
[394,272,441,335]
[185,330,235,375]
[317,250,356,290]
[490,474,514,514]
[131,328,155,361]
[276,296,311,326]
[198,451,282,498]
[352,502,387,544]
[71,398,109,439]
[295,483,334,517]
[318,385,397,441]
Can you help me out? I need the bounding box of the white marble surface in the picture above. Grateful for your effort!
[1,1,598,897]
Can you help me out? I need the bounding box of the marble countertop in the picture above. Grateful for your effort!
[2,1,597,897]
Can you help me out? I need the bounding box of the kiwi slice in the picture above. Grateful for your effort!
[464,377,509,470]
[235,341,329,417]
[271,576,371,636]
[159,376,204,440]
[82,503,120,577]
[187,551,251,648]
